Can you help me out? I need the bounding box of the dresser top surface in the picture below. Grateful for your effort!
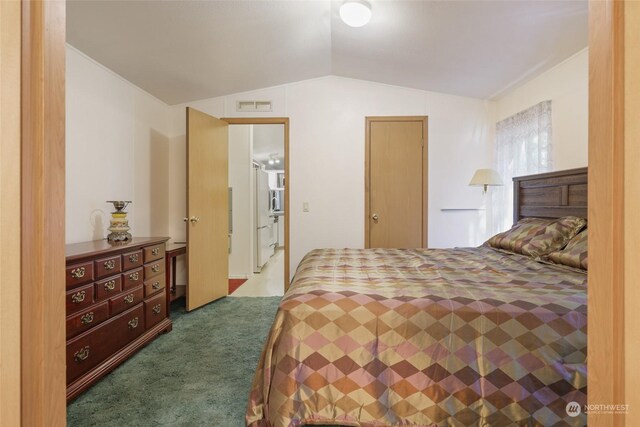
[66,237,169,261]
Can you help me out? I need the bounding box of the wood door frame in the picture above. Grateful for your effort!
[364,116,428,248]
[587,0,636,425]
[222,117,291,289]
[8,1,638,425]
[1,1,23,425]
[12,0,67,425]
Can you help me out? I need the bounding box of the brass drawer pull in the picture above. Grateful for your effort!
[124,294,134,304]
[71,290,86,304]
[152,304,161,314]
[74,346,90,362]
[129,272,139,281]
[129,254,139,263]
[128,317,139,329]
[104,259,116,270]
[152,281,161,290]
[104,280,116,291]
[151,264,160,273]
[151,248,160,256]
[70,267,86,279]
[80,312,94,325]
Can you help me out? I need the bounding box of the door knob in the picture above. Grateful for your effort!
[189,216,200,223]
[183,217,189,222]
[372,213,379,221]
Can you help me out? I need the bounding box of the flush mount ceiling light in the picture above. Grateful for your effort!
[339,0,372,28]
[268,154,281,165]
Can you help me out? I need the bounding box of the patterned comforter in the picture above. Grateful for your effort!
[246,247,587,427]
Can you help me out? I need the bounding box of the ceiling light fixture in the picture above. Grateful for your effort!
[340,0,372,28]
[267,153,281,166]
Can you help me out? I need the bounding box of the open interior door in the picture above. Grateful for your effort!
[186,107,229,311]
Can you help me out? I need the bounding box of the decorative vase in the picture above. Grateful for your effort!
[106,200,132,242]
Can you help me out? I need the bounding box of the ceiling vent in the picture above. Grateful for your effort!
[236,100,272,112]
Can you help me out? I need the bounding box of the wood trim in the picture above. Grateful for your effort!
[364,119,371,248]
[588,0,626,425]
[364,116,429,248]
[222,117,291,289]
[624,2,640,425]
[21,0,67,425]
[0,1,22,425]
[422,119,429,247]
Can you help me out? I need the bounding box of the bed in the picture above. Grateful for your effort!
[247,168,588,427]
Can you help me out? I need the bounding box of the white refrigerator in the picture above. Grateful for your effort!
[255,169,275,271]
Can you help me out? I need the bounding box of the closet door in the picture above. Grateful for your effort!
[186,107,229,311]
[365,116,428,248]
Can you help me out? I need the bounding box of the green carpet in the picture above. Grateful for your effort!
[67,297,280,427]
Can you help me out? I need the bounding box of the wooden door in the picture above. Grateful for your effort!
[365,117,428,248]
[186,107,229,311]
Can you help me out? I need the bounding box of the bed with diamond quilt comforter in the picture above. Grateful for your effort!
[246,247,587,427]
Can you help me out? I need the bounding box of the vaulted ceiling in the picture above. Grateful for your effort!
[67,0,588,105]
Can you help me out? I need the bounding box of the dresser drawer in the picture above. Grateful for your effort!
[123,267,143,290]
[66,262,93,289]
[143,244,165,263]
[144,260,164,280]
[110,286,144,316]
[66,301,109,339]
[144,273,165,298]
[95,275,122,301]
[144,291,167,329]
[67,304,145,384]
[122,249,143,270]
[66,283,95,315]
[94,255,122,280]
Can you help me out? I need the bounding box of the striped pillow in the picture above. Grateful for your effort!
[488,216,587,258]
[547,229,588,270]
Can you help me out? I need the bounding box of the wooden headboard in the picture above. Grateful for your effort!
[513,167,587,224]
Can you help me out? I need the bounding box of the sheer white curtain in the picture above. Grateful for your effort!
[492,100,552,233]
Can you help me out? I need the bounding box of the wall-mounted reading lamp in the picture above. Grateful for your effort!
[469,168,503,194]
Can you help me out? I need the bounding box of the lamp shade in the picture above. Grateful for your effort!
[469,169,503,187]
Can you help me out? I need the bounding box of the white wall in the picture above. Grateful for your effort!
[495,48,588,170]
[167,76,496,278]
[67,44,587,281]
[228,125,253,278]
[66,45,171,243]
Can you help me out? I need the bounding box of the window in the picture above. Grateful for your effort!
[492,100,552,233]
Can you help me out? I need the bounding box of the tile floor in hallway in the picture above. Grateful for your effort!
[229,248,285,297]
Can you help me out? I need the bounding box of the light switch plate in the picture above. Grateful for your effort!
[303,202,309,212]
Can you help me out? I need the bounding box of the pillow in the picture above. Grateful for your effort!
[547,229,588,270]
[487,216,587,258]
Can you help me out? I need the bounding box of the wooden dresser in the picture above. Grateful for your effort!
[65,237,172,401]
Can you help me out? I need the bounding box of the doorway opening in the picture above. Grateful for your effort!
[224,118,290,295]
